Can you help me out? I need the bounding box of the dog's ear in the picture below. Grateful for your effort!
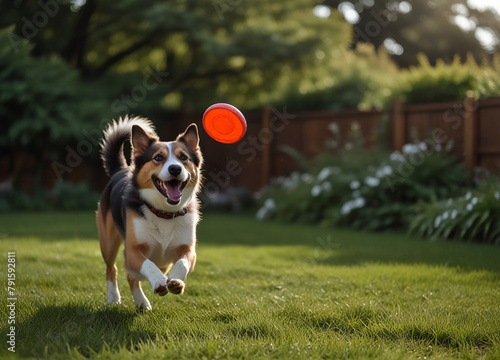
[131,125,156,157]
[177,123,199,152]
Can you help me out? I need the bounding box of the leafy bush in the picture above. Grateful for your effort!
[397,54,500,104]
[257,125,468,231]
[200,187,256,214]
[48,181,100,211]
[0,181,99,212]
[274,44,398,111]
[409,179,500,244]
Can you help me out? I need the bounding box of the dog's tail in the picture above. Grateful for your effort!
[100,116,156,177]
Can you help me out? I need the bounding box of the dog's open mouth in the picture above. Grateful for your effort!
[153,176,189,205]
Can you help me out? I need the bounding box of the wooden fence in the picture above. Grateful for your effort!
[164,96,499,191]
[2,97,499,193]
[392,96,500,176]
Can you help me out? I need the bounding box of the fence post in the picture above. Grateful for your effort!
[464,95,478,176]
[391,99,405,151]
[261,106,272,188]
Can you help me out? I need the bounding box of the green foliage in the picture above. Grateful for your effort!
[0,27,110,151]
[275,44,398,111]
[257,127,468,231]
[0,181,99,212]
[200,187,256,214]
[0,1,351,111]
[325,0,500,68]
[49,181,100,211]
[409,179,500,244]
[397,54,500,103]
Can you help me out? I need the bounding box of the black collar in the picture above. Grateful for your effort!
[143,201,188,219]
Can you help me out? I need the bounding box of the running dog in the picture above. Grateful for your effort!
[97,117,203,310]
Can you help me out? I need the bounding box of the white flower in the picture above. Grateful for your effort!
[340,202,353,215]
[317,168,332,182]
[328,122,339,134]
[365,176,380,187]
[434,216,442,228]
[442,211,449,220]
[496,192,500,200]
[375,165,393,178]
[264,198,276,210]
[390,151,405,161]
[311,185,322,197]
[256,207,269,220]
[466,203,473,211]
[465,192,472,200]
[418,142,428,151]
[451,209,458,219]
[301,174,313,183]
[435,144,442,152]
[350,180,360,190]
[471,197,478,205]
[341,196,366,216]
[353,197,366,208]
[321,182,332,192]
[257,198,277,220]
[402,144,419,155]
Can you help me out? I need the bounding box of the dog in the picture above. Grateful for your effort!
[96,116,203,310]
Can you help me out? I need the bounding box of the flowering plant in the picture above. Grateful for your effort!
[257,125,468,232]
[409,180,500,244]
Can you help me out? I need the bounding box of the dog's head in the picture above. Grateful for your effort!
[131,123,203,211]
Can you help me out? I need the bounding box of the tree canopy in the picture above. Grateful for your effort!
[324,0,500,67]
[1,0,351,110]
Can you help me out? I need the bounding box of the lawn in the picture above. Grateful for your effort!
[0,212,499,359]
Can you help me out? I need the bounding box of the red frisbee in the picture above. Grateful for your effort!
[202,103,247,144]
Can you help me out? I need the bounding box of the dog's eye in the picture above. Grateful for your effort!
[179,154,188,161]
[153,154,164,162]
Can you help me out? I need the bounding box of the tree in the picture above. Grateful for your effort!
[323,0,500,67]
[1,0,351,110]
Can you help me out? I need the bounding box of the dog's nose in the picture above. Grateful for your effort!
[168,165,182,176]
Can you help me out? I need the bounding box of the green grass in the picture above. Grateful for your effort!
[0,212,499,359]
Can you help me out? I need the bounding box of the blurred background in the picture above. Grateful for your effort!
[0,0,499,242]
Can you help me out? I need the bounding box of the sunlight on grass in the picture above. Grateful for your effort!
[0,212,499,359]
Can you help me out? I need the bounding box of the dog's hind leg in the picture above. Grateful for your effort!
[127,274,152,311]
[98,207,122,305]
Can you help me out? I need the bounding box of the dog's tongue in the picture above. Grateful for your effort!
[166,181,182,202]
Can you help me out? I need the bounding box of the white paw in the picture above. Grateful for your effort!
[107,280,121,305]
[151,274,168,295]
[133,288,152,311]
[167,279,185,295]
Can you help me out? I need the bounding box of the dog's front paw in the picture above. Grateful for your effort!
[152,275,168,295]
[167,279,185,295]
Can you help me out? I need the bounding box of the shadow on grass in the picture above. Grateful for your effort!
[200,216,500,274]
[7,304,153,358]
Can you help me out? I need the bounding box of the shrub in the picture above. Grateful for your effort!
[49,181,100,211]
[0,181,99,212]
[257,125,468,231]
[397,54,500,104]
[409,178,500,244]
[200,187,256,213]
